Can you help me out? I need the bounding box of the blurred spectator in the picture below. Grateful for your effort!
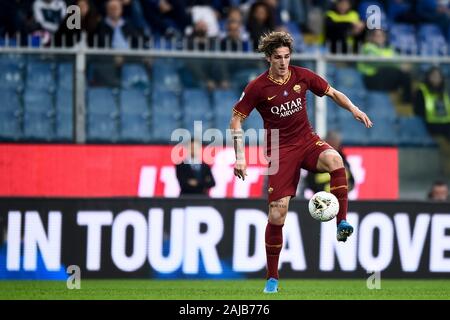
[186,20,217,50]
[246,1,276,51]
[189,0,220,37]
[358,29,412,103]
[186,20,227,90]
[391,0,421,24]
[55,0,101,47]
[140,0,191,37]
[33,0,67,34]
[94,0,143,48]
[220,7,247,51]
[417,0,450,34]
[121,0,150,35]
[414,66,450,138]
[304,130,355,193]
[262,0,284,27]
[427,180,449,201]
[89,0,143,86]
[0,0,36,37]
[176,139,216,196]
[324,0,365,54]
[279,0,308,30]
[88,56,122,87]
[218,8,249,87]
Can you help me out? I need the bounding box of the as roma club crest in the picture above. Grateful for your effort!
[293,84,301,93]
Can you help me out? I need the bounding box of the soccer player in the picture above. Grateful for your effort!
[229,31,373,293]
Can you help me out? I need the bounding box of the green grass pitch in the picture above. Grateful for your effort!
[0,279,449,300]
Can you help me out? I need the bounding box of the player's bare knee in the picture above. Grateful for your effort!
[269,199,289,224]
[326,152,343,171]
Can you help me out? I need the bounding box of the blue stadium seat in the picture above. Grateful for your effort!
[56,88,73,114]
[87,88,118,115]
[151,89,182,142]
[24,89,54,114]
[368,118,398,145]
[151,114,182,142]
[26,61,56,90]
[152,89,181,115]
[326,63,338,84]
[0,54,24,90]
[55,111,73,141]
[214,114,232,139]
[119,114,151,142]
[121,63,150,89]
[120,89,150,116]
[2,88,22,115]
[0,64,23,90]
[418,24,443,40]
[212,89,238,134]
[418,24,447,56]
[230,68,262,92]
[0,111,21,140]
[55,88,73,141]
[390,23,415,37]
[243,110,264,132]
[212,89,238,115]
[179,67,198,88]
[181,88,211,109]
[0,53,25,70]
[1,88,22,140]
[397,116,436,146]
[87,113,118,142]
[389,24,418,54]
[340,120,370,145]
[327,114,341,132]
[86,88,118,142]
[151,61,181,92]
[341,87,366,106]
[182,89,213,133]
[23,111,54,141]
[365,91,397,120]
[334,68,365,91]
[57,63,73,91]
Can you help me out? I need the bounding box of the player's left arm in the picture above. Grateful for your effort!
[325,86,373,128]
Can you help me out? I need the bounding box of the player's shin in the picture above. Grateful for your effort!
[265,222,283,279]
[330,167,348,225]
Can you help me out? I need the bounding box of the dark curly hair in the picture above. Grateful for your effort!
[257,31,294,57]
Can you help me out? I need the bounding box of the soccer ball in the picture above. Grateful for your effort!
[308,191,339,222]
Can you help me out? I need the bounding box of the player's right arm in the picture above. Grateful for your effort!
[230,80,261,181]
[230,113,247,180]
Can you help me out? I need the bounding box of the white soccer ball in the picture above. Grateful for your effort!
[308,191,339,222]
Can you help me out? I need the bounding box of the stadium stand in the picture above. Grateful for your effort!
[0,0,447,149]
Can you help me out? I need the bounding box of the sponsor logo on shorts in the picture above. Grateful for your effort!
[268,187,274,194]
[316,141,325,146]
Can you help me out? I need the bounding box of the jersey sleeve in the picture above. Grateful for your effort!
[304,68,330,97]
[232,81,260,119]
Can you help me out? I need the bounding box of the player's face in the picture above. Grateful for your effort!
[267,47,291,79]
